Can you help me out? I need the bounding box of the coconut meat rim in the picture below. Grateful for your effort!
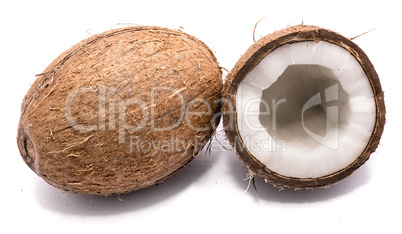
[235,41,376,178]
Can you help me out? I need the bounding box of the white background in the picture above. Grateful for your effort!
[1,0,401,233]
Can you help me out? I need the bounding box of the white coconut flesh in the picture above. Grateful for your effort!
[236,41,376,178]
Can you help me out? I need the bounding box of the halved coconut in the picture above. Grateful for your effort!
[222,25,385,189]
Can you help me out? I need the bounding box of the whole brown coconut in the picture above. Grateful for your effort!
[17,26,222,195]
[222,25,385,189]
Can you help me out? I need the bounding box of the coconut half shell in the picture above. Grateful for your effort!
[222,25,385,189]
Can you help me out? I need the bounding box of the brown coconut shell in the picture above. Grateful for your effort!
[17,26,222,195]
[222,25,385,189]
